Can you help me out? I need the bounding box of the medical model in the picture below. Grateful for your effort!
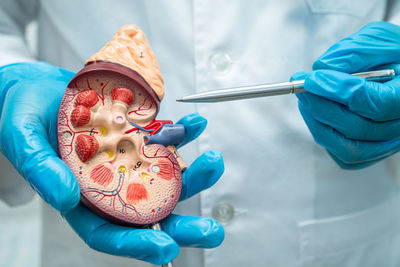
[57,25,186,226]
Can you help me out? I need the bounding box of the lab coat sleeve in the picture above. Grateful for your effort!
[0,0,38,206]
[0,0,38,66]
[385,0,400,25]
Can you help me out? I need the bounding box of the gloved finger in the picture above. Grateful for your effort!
[161,214,224,248]
[0,116,80,213]
[0,62,75,151]
[0,64,79,212]
[179,150,224,201]
[298,102,400,165]
[304,69,400,121]
[297,92,400,141]
[176,113,207,148]
[64,203,179,265]
[290,71,309,81]
[327,150,385,170]
[313,21,400,73]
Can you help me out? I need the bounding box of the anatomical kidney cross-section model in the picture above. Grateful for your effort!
[57,25,187,226]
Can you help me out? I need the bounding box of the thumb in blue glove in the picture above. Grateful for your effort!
[291,21,400,169]
[0,62,80,211]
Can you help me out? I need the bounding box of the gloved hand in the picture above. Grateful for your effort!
[291,21,400,169]
[0,62,225,265]
[0,62,80,211]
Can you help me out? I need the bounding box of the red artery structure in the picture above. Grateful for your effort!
[128,95,154,117]
[124,119,173,135]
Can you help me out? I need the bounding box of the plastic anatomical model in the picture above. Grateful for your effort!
[57,25,186,226]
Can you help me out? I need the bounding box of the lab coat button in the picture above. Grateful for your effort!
[212,202,234,222]
[208,53,232,75]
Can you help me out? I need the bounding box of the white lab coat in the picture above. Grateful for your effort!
[2,1,400,266]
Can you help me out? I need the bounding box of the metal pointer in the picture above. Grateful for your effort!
[176,69,396,103]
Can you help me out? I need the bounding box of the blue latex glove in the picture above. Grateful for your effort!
[0,62,225,265]
[0,62,80,211]
[291,21,400,169]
